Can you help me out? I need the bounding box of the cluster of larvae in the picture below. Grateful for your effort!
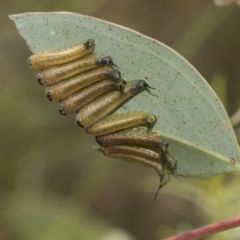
[28,39,177,199]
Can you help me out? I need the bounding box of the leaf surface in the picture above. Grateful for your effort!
[10,12,240,177]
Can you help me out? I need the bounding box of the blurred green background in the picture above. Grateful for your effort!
[1,0,240,239]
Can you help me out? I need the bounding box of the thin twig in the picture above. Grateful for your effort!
[230,107,240,127]
[162,215,240,240]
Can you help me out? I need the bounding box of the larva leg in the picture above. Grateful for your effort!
[86,111,156,136]
[45,66,121,101]
[165,154,178,178]
[96,127,169,164]
[154,167,170,200]
[58,79,126,115]
[28,39,95,70]
[37,55,117,86]
[75,80,153,129]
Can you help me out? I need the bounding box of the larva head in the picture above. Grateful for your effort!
[123,80,154,94]
[45,90,52,101]
[106,69,121,80]
[142,113,157,125]
[75,119,84,128]
[83,39,95,49]
[27,56,33,68]
[95,56,117,67]
[27,54,43,69]
[37,73,43,85]
[165,154,177,173]
[58,106,66,116]
[116,79,126,92]
[149,113,157,124]
[154,167,170,201]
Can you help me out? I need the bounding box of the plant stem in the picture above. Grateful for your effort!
[162,215,240,240]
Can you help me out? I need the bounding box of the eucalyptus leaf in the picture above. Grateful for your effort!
[10,12,240,177]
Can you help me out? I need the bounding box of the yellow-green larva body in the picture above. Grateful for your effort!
[37,55,116,86]
[58,79,126,115]
[102,151,170,186]
[45,66,121,101]
[104,152,163,174]
[28,39,95,70]
[87,111,156,136]
[75,80,152,129]
[102,147,171,200]
[103,144,161,162]
[96,127,168,158]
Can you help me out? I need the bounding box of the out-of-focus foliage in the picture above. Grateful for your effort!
[214,0,240,7]
[1,1,240,240]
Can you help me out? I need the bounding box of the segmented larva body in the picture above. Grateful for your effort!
[87,111,156,136]
[96,127,170,164]
[37,55,116,86]
[58,78,126,115]
[45,66,121,101]
[102,149,171,195]
[96,126,165,148]
[28,39,95,70]
[102,143,172,200]
[103,144,161,162]
[104,152,165,178]
[96,126,175,174]
[75,80,152,129]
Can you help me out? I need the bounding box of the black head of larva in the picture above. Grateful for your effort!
[27,57,32,67]
[76,119,84,128]
[95,136,101,145]
[117,79,127,93]
[165,155,177,171]
[141,81,155,90]
[159,142,169,164]
[46,92,52,101]
[107,69,121,80]
[37,73,43,85]
[162,142,169,154]
[83,39,95,49]
[58,106,66,116]
[95,56,117,67]
[132,80,154,92]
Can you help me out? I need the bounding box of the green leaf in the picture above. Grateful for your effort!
[9,12,240,177]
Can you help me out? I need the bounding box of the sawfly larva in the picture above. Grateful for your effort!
[37,55,116,86]
[103,144,161,162]
[75,80,153,129]
[101,143,175,199]
[28,39,95,70]
[58,78,126,115]
[103,152,164,178]
[96,127,170,164]
[45,66,121,101]
[101,147,171,200]
[87,111,156,136]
